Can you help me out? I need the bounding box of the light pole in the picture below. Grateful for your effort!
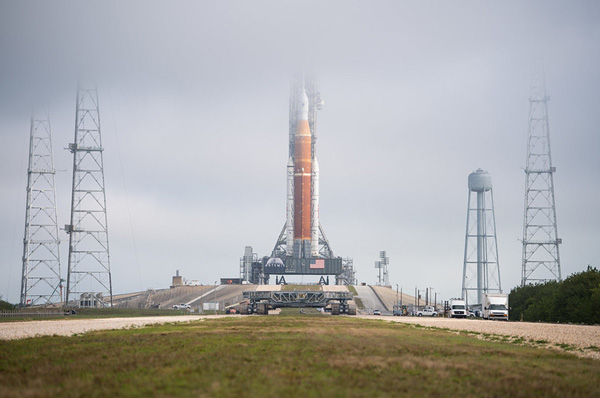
[214,281,217,315]
[396,284,399,307]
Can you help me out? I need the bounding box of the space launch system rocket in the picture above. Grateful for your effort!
[264,75,352,283]
[285,85,320,258]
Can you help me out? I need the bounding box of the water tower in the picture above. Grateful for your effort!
[462,169,502,306]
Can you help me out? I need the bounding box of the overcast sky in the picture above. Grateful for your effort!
[1,1,599,304]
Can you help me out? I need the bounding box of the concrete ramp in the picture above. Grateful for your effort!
[370,286,417,311]
[353,286,388,315]
[255,285,282,291]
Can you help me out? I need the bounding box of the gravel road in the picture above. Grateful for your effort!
[360,315,600,359]
[0,315,236,340]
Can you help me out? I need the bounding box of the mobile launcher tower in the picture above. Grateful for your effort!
[243,74,355,285]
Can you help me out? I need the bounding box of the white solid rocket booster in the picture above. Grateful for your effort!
[311,157,319,256]
[286,156,294,255]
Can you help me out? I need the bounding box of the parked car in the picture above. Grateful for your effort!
[173,303,191,310]
[416,306,438,317]
[373,309,381,316]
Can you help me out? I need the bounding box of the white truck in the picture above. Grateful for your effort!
[416,305,437,317]
[449,298,467,318]
[482,293,508,321]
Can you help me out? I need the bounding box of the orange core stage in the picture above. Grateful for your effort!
[294,119,311,240]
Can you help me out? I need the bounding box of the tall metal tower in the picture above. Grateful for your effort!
[375,251,389,287]
[20,113,62,307]
[462,169,501,306]
[521,73,561,286]
[65,85,113,308]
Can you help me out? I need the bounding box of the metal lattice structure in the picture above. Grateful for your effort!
[20,114,62,307]
[521,73,561,286]
[462,169,501,306]
[65,85,113,308]
[338,258,357,286]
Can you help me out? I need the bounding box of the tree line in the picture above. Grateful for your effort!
[0,295,16,311]
[509,266,600,324]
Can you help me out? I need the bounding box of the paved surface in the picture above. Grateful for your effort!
[354,286,388,314]
[359,315,600,359]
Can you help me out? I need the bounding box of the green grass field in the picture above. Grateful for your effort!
[1,315,598,397]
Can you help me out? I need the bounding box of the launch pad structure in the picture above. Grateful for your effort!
[241,74,355,286]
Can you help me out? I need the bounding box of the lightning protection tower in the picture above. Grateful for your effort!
[462,169,501,306]
[375,251,389,287]
[521,73,561,286]
[65,84,113,308]
[20,113,62,307]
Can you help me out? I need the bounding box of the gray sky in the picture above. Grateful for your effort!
[1,1,599,304]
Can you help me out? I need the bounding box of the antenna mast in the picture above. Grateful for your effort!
[521,71,562,285]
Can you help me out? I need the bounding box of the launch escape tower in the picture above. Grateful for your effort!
[20,113,62,307]
[261,74,355,285]
[521,74,562,286]
[65,85,113,307]
[462,169,502,306]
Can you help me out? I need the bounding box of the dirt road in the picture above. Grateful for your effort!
[0,315,235,340]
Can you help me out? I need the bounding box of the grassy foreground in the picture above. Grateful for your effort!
[1,316,599,397]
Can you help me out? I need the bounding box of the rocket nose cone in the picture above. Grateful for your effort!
[288,157,294,167]
[312,157,319,171]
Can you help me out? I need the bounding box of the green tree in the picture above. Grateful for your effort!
[553,266,600,324]
[509,267,600,325]
[0,295,16,311]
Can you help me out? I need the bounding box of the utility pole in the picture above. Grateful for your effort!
[521,69,562,285]
[65,84,113,308]
[214,281,217,315]
[20,112,62,307]
[414,286,417,308]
